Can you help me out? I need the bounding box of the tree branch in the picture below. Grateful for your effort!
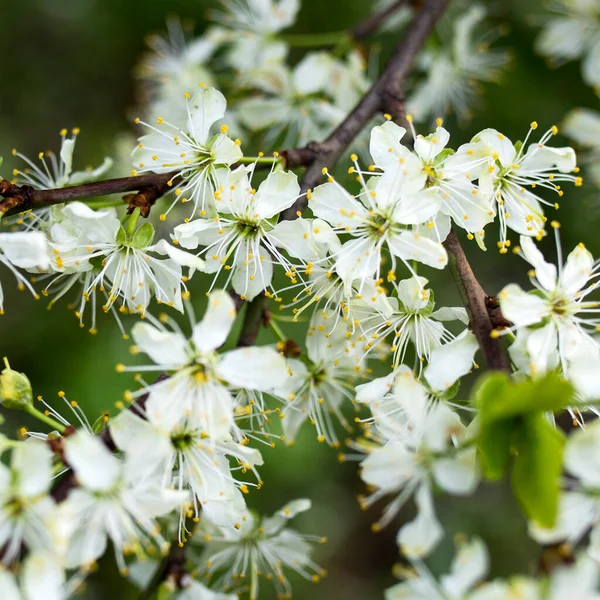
[444,230,510,370]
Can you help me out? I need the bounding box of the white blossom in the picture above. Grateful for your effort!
[351,275,468,368]
[309,165,447,289]
[194,498,325,600]
[0,550,70,600]
[42,202,203,332]
[132,86,243,220]
[407,4,510,123]
[498,233,600,378]
[58,432,187,572]
[172,165,300,300]
[272,310,364,446]
[109,409,263,530]
[468,124,579,250]
[211,0,299,72]
[355,367,479,557]
[0,231,49,314]
[121,289,288,436]
[12,129,112,191]
[534,0,600,90]
[0,440,63,564]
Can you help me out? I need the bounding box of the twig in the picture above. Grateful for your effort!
[444,230,509,370]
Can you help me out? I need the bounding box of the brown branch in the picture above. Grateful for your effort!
[444,230,510,370]
[0,172,179,215]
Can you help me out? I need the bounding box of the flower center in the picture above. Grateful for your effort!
[171,431,196,450]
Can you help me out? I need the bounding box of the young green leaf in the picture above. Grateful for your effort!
[511,413,564,528]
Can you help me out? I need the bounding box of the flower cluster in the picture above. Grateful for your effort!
[534,0,600,91]
[3,0,600,598]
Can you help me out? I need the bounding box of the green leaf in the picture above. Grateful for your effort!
[478,419,512,480]
[157,582,174,600]
[131,221,156,249]
[474,372,574,425]
[511,413,565,528]
[116,225,128,246]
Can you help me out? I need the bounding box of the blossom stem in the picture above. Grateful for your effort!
[269,318,287,342]
[237,156,284,166]
[25,405,66,434]
[237,295,267,347]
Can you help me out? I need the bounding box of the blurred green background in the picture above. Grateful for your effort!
[0,0,598,598]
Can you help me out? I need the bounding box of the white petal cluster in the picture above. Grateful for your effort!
[407,4,510,123]
[111,290,288,528]
[498,231,600,394]
[192,498,325,599]
[534,0,600,90]
[386,538,600,600]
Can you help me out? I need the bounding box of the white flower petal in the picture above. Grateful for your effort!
[529,491,596,546]
[519,236,557,292]
[178,578,238,600]
[520,144,577,174]
[217,346,288,390]
[310,182,368,230]
[0,232,50,271]
[292,52,332,95]
[433,447,479,495]
[150,239,206,272]
[186,87,227,144]
[231,248,273,300]
[395,276,429,311]
[498,283,549,327]
[563,108,600,148]
[565,420,600,487]
[64,432,121,492]
[13,439,53,498]
[131,321,188,367]
[397,483,443,558]
[0,568,20,600]
[525,322,558,376]
[254,170,300,219]
[355,373,395,405]
[335,237,380,285]
[387,231,448,269]
[560,242,594,296]
[472,129,516,166]
[61,202,120,243]
[583,39,600,88]
[192,290,236,353]
[414,127,450,163]
[172,219,223,252]
[424,330,478,392]
[21,550,65,600]
[369,120,410,170]
[440,537,489,598]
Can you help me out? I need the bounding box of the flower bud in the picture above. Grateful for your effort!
[0,357,33,411]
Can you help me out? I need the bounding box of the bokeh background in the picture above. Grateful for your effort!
[0,0,597,598]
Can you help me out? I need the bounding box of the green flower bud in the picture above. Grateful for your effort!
[91,412,110,434]
[0,357,33,411]
[131,221,156,249]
